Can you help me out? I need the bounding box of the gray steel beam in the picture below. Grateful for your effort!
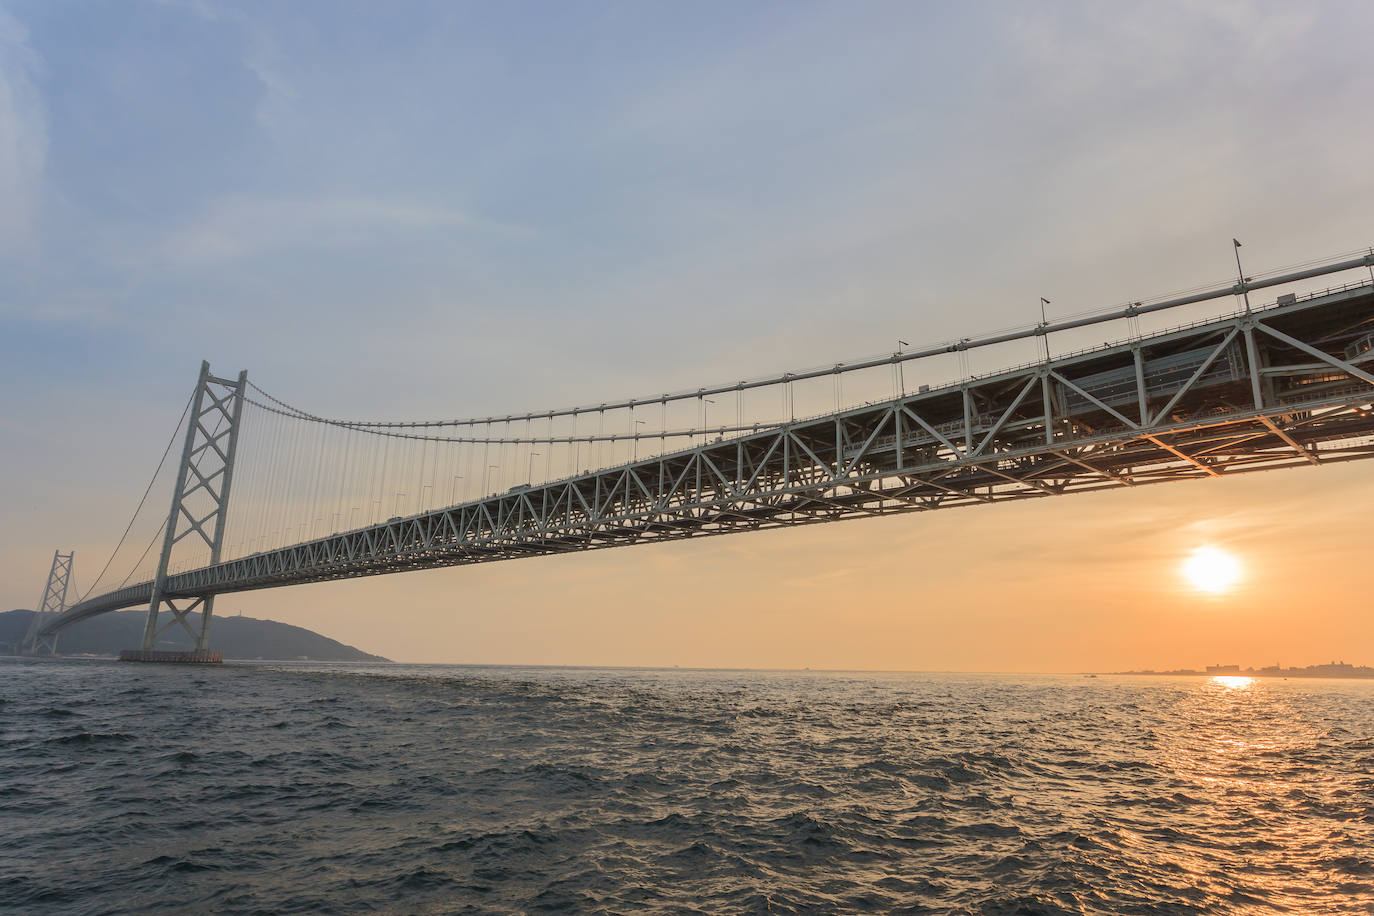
[41,281,1374,637]
[138,362,247,652]
[23,549,72,655]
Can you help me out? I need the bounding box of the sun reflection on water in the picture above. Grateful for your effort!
[1147,672,1346,909]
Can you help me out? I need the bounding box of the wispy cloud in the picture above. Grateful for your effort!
[1004,1,1317,98]
[242,41,297,129]
[154,195,525,265]
[150,0,225,23]
[0,5,46,255]
[0,297,117,325]
[156,0,297,129]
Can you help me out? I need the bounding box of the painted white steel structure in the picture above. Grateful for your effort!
[23,550,72,655]
[35,255,1374,644]
[139,361,247,653]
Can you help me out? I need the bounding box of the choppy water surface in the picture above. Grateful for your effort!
[2,661,1373,914]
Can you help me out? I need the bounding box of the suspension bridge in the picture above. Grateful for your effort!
[20,247,1374,661]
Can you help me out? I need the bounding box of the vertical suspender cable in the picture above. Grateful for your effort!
[252,405,278,552]
[376,430,391,524]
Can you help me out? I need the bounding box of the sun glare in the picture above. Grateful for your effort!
[1183,546,1242,594]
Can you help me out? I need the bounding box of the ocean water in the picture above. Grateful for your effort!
[2,660,1372,915]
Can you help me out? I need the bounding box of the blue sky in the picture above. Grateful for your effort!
[3,1,1374,665]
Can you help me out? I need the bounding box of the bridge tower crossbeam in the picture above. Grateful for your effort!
[23,549,73,656]
[137,360,246,656]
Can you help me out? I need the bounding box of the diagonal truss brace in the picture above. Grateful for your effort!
[153,597,209,643]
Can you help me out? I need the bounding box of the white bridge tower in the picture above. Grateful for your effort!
[23,550,73,656]
[136,361,247,658]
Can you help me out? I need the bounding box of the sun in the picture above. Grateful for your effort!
[1182,546,1243,593]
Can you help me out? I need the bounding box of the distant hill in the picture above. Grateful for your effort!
[0,609,388,662]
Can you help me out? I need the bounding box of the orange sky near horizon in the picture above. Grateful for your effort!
[220,455,1374,671]
[4,2,1374,673]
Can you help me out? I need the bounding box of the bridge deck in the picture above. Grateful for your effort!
[46,281,1374,636]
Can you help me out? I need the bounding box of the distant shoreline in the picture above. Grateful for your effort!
[1113,663,1374,679]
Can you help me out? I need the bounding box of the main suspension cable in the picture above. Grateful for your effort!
[78,392,194,602]
[244,248,1374,432]
[116,517,168,590]
[243,394,780,444]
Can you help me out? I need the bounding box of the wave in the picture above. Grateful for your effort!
[4,664,1373,914]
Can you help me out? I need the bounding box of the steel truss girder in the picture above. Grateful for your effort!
[43,282,1374,632]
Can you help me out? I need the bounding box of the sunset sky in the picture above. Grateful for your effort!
[3,1,1373,669]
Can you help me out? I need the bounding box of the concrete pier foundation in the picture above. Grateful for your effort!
[119,649,222,664]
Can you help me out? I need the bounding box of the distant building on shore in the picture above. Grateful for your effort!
[1119,660,1374,679]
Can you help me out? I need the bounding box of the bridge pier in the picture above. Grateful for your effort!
[119,649,222,664]
[131,361,246,659]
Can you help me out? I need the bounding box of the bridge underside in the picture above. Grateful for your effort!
[46,282,1374,636]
